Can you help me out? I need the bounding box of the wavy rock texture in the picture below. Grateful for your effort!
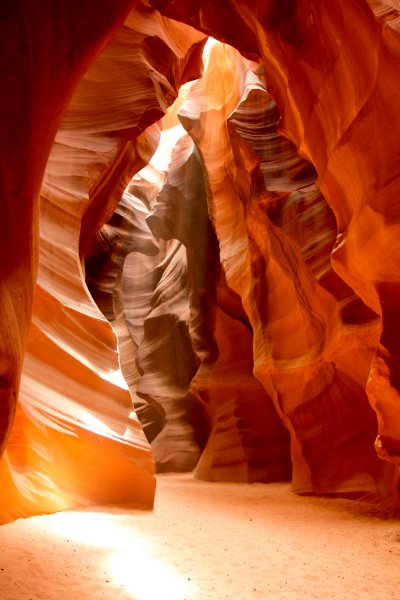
[89,106,291,481]
[174,42,390,494]
[0,2,206,523]
[87,37,393,493]
[0,0,137,459]
[151,0,400,483]
[86,120,210,473]
[148,132,292,482]
[1,0,400,522]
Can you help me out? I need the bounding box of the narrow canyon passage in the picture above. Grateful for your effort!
[0,474,399,600]
[1,4,400,600]
[2,0,400,524]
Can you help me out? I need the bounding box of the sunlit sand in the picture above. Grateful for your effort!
[0,474,399,599]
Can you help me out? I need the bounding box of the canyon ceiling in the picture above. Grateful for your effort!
[0,0,399,523]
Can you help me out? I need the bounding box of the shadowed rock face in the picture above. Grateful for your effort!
[0,0,400,521]
[149,0,400,472]
[146,132,292,481]
[174,42,391,494]
[0,0,137,458]
[0,1,206,522]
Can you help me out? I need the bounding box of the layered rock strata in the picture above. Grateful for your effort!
[88,38,394,493]
[151,0,400,476]
[148,131,292,482]
[0,1,206,522]
[1,0,400,522]
[0,0,138,458]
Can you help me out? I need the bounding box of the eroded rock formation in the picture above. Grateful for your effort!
[0,1,206,522]
[149,0,400,469]
[0,0,399,522]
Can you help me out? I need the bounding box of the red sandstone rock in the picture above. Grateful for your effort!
[148,129,292,482]
[1,0,400,522]
[175,41,392,493]
[0,2,205,522]
[0,0,137,458]
[150,0,400,473]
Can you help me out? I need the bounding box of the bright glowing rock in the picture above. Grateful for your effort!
[1,0,400,522]
[150,0,400,474]
[0,1,206,522]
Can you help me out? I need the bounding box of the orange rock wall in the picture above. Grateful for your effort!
[0,0,136,457]
[0,0,400,522]
[173,43,389,493]
[150,0,400,468]
[0,1,206,522]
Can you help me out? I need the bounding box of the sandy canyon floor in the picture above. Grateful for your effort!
[0,474,399,599]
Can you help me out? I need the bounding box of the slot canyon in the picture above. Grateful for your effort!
[0,1,399,598]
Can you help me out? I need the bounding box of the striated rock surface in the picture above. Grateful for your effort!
[86,36,394,493]
[87,127,210,473]
[0,2,206,522]
[148,130,292,482]
[0,0,138,459]
[150,0,400,474]
[1,0,400,522]
[174,41,390,494]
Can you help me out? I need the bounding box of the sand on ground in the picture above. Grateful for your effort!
[0,473,399,600]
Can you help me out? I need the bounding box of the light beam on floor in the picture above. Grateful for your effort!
[42,511,194,600]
